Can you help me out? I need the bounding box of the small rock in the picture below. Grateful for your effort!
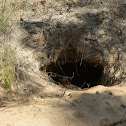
[96,91,100,94]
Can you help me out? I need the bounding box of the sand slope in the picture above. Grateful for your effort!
[0,85,126,126]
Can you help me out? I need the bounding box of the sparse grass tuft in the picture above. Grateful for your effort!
[0,48,16,89]
[0,0,17,34]
[0,0,16,89]
[0,1,8,33]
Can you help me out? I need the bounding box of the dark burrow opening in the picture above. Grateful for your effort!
[45,60,104,89]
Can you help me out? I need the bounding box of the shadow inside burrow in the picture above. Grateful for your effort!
[46,60,104,89]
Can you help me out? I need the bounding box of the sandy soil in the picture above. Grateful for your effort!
[0,84,126,126]
[0,0,126,126]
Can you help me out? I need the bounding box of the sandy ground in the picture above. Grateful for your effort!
[0,84,126,126]
[0,0,126,126]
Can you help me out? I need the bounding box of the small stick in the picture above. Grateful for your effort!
[81,82,86,88]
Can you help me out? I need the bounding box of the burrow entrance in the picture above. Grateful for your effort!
[44,49,105,89]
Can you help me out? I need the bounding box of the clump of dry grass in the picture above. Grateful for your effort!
[0,48,16,89]
[0,0,16,89]
[0,0,14,34]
